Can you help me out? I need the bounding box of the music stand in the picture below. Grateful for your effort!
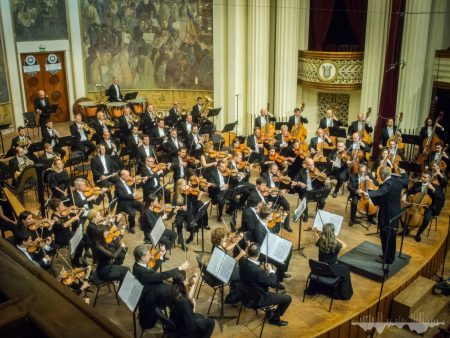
[65,152,84,178]
[399,161,420,175]
[28,141,45,157]
[193,200,211,253]
[207,107,222,129]
[322,148,333,158]
[328,127,346,139]
[315,161,333,175]
[305,188,331,215]
[222,121,238,146]
[275,122,285,131]
[400,134,421,145]
[124,92,138,101]
[0,123,10,157]
[293,198,307,258]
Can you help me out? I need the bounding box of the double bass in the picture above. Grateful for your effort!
[261,103,275,139]
[387,111,405,150]
[401,189,432,229]
[291,102,307,141]
[359,107,373,146]
[356,177,378,216]
[417,112,444,170]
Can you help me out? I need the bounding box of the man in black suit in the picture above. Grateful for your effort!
[107,77,123,102]
[115,169,144,233]
[180,114,194,140]
[255,107,276,131]
[100,130,123,169]
[125,125,142,160]
[15,228,51,270]
[118,106,136,140]
[172,148,190,182]
[379,118,398,149]
[309,128,333,160]
[73,178,106,225]
[288,106,308,132]
[347,112,373,137]
[132,244,189,331]
[247,127,265,163]
[346,132,371,162]
[239,243,291,327]
[137,135,157,169]
[69,113,96,159]
[10,126,38,163]
[240,196,263,234]
[163,128,183,162]
[419,116,446,146]
[39,143,61,168]
[208,160,235,222]
[401,170,445,242]
[327,141,348,198]
[150,118,169,146]
[166,102,180,127]
[140,156,171,202]
[90,144,119,200]
[319,109,341,130]
[34,90,50,132]
[41,121,66,158]
[140,103,158,135]
[91,111,111,143]
[191,97,203,123]
[186,123,204,158]
[361,166,409,264]
[347,163,378,226]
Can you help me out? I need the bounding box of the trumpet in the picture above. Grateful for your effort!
[81,123,94,133]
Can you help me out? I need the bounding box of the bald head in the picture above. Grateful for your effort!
[38,90,45,99]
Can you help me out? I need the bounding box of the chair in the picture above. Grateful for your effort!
[89,270,121,307]
[155,307,177,338]
[303,259,342,312]
[236,282,276,338]
[426,215,438,237]
[23,112,37,129]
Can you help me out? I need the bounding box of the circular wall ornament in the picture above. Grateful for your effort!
[317,61,338,82]
[51,91,61,101]
[47,54,58,64]
[49,74,60,85]
[27,77,38,87]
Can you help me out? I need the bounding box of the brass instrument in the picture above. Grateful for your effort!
[177,104,187,117]
[14,156,34,180]
[17,137,31,149]
[200,96,214,119]
[104,119,115,127]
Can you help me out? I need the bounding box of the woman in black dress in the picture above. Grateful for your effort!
[47,158,70,200]
[311,223,353,300]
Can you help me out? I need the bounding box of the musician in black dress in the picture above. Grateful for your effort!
[47,157,70,200]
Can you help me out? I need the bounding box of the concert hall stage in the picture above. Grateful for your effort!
[339,241,411,282]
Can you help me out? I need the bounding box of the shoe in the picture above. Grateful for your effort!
[269,317,288,326]
[284,225,293,233]
[276,282,285,290]
[332,192,337,198]
[217,216,223,222]
[349,220,354,227]
[302,213,308,222]
[203,226,211,230]
[415,234,422,242]
[163,256,169,261]
[283,273,291,278]
[129,228,136,234]
[186,235,194,244]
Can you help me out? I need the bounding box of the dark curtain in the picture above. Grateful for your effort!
[373,0,406,157]
[343,0,368,49]
[311,0,335,50]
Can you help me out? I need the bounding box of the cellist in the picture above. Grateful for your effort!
[347,163,378,226]
[327,141,349,198]
[400,170,445,242]
[346,132,370,173]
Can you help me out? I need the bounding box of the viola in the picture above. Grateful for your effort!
[147,248,161,269]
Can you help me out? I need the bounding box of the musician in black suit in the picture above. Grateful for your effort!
[379,118,399,149]
[41,121,66,158]
[401,170,445,242]
[125,125,142,160]
[255,107,276,130]
[140,156,171,202]
[309,128,333,156]
[172,148,192,182]
[239,243,291,327]
[107,77,123,102]
[34,90,50,132]
[9,147,34,186]
[73,178,106,225]
[180,114,194,139]
[70,113,96,159]
[327,141,349,198]
[150,118,169,146]
[90,144,119,199]
[137,135,157,169]
[186,124,204,158]
[361,167,409,264]
[347,163,378,226]
[247,127,265,163]
[191,97,203,123]
[163,128,184,162]
[114,170,144,233]
[318,109,342,130]
[346,132,371,161]
[208,160,237,222]
[133,244,189,331]
[91,111,111,143]
[15,228,51,270]
[288,107,308,131]
[140,104,158,135]
[240,196,263,234]
[347,112,373,137]
[100,130,123,169]
[39,143,60,169]
[118,106,136,139]
[167,102,180,127]
[10,126,38,163]
[419,116,446,145]
[140,195,177,247]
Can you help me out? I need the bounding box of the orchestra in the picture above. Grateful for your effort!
[2,95,450,337]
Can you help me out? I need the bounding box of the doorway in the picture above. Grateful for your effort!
[434,86,450,134]
[21,52,69,123]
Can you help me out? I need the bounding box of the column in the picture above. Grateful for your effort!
[359,0,390,126]
[396,0,432,130]
[246,0,270,134]
[213,0,227,131]
[273,0,301,120]
[296,0,310,103]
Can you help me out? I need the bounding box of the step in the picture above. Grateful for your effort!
[391,276,436,321]
[410,294,449,322]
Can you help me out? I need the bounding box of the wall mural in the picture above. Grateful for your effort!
[10,0,68,41]
[80,0,213,92]
[0,9,13,126]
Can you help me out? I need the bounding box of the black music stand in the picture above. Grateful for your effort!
[124,92,138,101]
[401,134,421,145]
[206,107,221,130]
[305,188,331,215]
[399,161,420,175]
[328,127,347,139]
[292,199,307,258]
[65,152,84,178]
[222,121,238,146]
[0,123,10,157]
[315,161,333,175]
[193,200,211,253]
[28,141,45,157]
[275,122,285,131]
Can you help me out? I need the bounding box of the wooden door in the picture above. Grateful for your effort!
[21,52,69,123]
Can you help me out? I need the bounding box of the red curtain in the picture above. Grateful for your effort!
[311,0,335,50]
[373,0,406,157]
[344,0,367,49]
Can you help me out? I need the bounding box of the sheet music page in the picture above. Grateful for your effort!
[69,225,83,257]
[216,254,236,284]
[207,247,225,277]
[150,217,166,246]
[260,233,273,258]
[312,209,343,236]
[271,236,292,264]
[118,271,143,312]
[294,198,307,222]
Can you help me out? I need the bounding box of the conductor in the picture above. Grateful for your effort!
[107,77,123,102]
[358,166,408,264]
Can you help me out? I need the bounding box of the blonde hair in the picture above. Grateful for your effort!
[211,227,229,247]
[175,178,187,205]
[317,223,337,254]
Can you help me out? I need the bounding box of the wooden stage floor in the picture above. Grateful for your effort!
[1,123,449,338]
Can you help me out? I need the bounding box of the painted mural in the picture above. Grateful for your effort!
[10,0,68,41]
[0,17,9,104]
[80,0,213,91]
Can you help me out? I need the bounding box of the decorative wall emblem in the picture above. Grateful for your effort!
[318,61,338,82]
[45,54,62,75]
[23,55,40,77]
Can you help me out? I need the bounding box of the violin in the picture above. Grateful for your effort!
[152,203,176,214]
[268,211,286,229]
[84,186,105,197]
[27,237,45,253]
[189,175,209,190]
[60,206,83,217]
[222,168,239,177]
[208,149,228,159]
[293,143,310,160]
[62,267,86,286]
[309,167,327,182]
[147,248,161,269]
[181,185,200,196]
[262,187,282,197]
[238,144,252,156]
[236,161,251,170]
[223,232,243,249]
[273,174,292,185]
[151,163,168,173]
[28,218,52,231]
[127,175,144,185]
[105,225,124,244]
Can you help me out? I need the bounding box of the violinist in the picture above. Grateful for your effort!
[186,123,204,158]
[274,125,292,153]
[228,151,254,206]
[286,138,309,179]
[347,163,378,226]
[88,223,129,285]
[73,179,106,225]
[379,118,399,149]
[70,113,96,160]
[47,157,70,200]
[114,169,144,234]
[91,144,119,201]
[247,127,265,163]
[255,107,276,130]
[100,130,123,169]
[319,109,342,130]
[14,228,51,270]
[261,163,292,232]
[163,128,184,162]
[140,194,177,249]
[291,158,329,222]
[51,264,92,303]
[140,103,158,135]
[429,161,448,187]
[118,106,136,139]
[132,244,189,332]
[137,134,157,168]
[347,112,373,138]
[208,160,236,223]
[199,147,218,180]
[42,121,66,158]
[309,128,332,161]
[262,147,292,173]
[173,147,191,182]
[371,147,393,179]
[240,196,264,234]
[141,156,171,202]
[429,142,449,171]
[39,143,61,169]
[172,179,197,248]
[327,141,349,198]
[186,171,211,231]
[288,106,308,134]
[149,118,169,147]
[125,125,142,160]
[400,171,445,242]
[249,177,270,205]
[49,198,86,267]
[92,111,111,143]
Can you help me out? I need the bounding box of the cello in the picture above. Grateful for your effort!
[400,189,432,229]
[291,102,308,141]
[356,176,378,216]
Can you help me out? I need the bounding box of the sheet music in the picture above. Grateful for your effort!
[207,247,225,277]
[69,225,83,257]
[294,198,307,222]
[118,271,143,312]
[207,247,235,284]
[312,210,343,236]
[150,217,165,246]
[261,233,292,264]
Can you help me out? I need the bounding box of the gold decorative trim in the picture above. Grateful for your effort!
[433,81,450,90]
[298,50,364,60]
[435,50,450,58]
[298,79,362,90]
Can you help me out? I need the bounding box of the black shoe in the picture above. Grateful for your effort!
[276,282,285,290]
[332,192,338,198]
[163,256,169,261]
[349,219,354,227]
[217,216,223,222]
[302,213,308,222]
[283,273,291,278]
[129,228,136,234]
[284,225,293,233]
[186,235,194,244]
[269,317,288,326]
[415,234,422,242]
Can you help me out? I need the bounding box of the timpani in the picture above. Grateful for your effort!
[129,97,147,115]
[78,101,99,118]
[107,102,128,119]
